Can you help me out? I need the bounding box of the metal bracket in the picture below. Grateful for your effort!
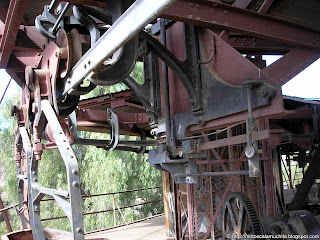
[73,6,100,47]
[148,144,205,184]
[35,2,70,39]
[19,100,86,240]
[243,80,261,177]
[106,108,119,151]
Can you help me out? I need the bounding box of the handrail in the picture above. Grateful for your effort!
[0,186,163,235]
[41,199,162,222]
[0,203,19,213]
[40,186,163,201]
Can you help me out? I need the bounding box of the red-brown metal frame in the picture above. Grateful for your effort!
[2,0,320,239]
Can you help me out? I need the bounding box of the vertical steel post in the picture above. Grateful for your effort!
[160,18,172,147]
[112,194,116,226]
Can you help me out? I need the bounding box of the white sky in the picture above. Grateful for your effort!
[0,56,319,103]
[264,56,320,99]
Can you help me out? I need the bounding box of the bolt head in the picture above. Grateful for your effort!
[245,146,255,158]
[253,168,260,176]
[73,181,79,187]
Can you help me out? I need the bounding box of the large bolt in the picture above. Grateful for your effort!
[73,181,79,187]
[189,99,196,107]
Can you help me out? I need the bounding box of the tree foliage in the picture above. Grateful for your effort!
[0,63,163,235]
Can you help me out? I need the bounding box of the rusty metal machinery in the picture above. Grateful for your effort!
[1,0,320,239]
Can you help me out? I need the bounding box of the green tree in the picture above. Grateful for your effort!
[0,95,21,235]
[0,63,163,235]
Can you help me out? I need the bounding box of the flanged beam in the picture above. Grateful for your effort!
[0,0,30,68]
[161,0,320,50]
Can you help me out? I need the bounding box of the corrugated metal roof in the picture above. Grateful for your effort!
[283,95,320,110]
[270,0,320,30]
[24,0,52,25]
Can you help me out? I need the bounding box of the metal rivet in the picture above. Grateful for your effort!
[73,181,79,187]
[72,169,78,175]
[34,206,40,211]
[76,227,82,233]
[32,171,36,175]
[33,178,38,182]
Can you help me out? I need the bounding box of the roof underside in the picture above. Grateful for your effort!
[0,0,319,29]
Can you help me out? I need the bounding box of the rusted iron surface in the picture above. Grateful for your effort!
[2,0,320,239]
[162,0,320,49]
[0,0,30,68]
[0,196,12,233]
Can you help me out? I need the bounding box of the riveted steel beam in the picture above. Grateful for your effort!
[0,0,30,68]
[161,0,320,49]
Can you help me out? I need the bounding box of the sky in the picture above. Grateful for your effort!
[0,56,319,104]
[264,56,320,100]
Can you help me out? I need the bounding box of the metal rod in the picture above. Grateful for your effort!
[160,18,172,146]
[50,2,70,35]
[0,196,13,232]
[175,170,249,177]
[60,0,175,99]
[0,203,19,213]
[41,186,162,201]
[40,199,162,221]
[73,138,159,147]
[112,194,116,226]
[288,145,320,211]
[0,78,12,106]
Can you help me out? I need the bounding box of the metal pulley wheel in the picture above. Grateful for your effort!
[268,221,292,239]
[259,216,276,235]
[53,28,82,117]
[282,210,320,237]
[222,192,262,239]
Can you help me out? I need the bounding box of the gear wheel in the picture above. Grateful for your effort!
[222,192,262,239]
